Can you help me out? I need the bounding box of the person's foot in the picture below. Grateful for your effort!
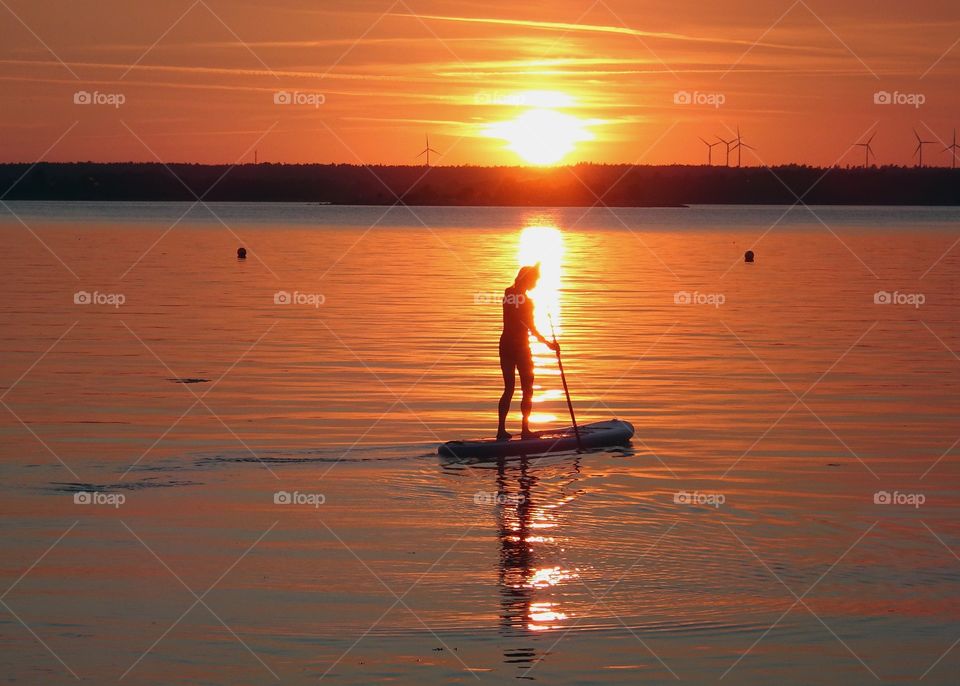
[520,429,537,440]
[496,430,512,441]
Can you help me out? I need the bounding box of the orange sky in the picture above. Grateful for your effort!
[2,0,960,167]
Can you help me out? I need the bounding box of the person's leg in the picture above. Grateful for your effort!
[498,351,516,440]
[519,350,535,438]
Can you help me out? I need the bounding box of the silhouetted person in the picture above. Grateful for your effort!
[497,264,558,441]
[237,247,247,259]
[744,250,754,263]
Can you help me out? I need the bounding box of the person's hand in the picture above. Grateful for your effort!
[547,340,560,353]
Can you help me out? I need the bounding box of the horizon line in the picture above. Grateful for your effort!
[1,161,957,170]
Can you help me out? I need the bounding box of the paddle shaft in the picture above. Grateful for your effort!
[548,315,583,451]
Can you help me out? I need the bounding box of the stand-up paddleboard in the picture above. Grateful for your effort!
[438,419,634,459]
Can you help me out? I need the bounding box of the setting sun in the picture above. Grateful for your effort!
[484,94,595,165]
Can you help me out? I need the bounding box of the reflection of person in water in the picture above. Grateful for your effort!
[498,264,559,441]
[494,454,581,673]
[496,455,535,635]
[496,455,539,671]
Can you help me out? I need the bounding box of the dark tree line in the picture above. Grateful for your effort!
[1,162,958,205]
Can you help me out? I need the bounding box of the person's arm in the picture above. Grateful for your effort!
[522,304,559,351]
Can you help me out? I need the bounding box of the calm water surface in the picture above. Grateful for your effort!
[1,203,958,684]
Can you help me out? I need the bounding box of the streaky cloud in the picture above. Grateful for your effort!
[394,13,826,52]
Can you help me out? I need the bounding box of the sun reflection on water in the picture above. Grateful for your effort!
[528,601,568,631]
[496,454,583,647]
[527,566,574,589]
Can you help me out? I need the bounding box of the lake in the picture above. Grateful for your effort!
[1,202,958,684]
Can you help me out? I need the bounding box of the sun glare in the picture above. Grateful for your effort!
[515,90,575,109]
[517,224,564,334]
[484,92,593,165]
[516,223,566,427]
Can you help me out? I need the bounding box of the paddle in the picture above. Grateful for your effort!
[548,314,583,451]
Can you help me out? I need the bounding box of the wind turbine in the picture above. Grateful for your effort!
[943,128,960,169]
[913,129,935,168]
[733,125,755,167]
[698,136,722,165]
[854,132,876,168]
[717,136,734,167]
[416,134,440,167]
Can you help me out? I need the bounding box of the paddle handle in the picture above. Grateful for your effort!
[548,314,582,451]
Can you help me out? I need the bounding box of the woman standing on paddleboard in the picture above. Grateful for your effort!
[497,264,559,441]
